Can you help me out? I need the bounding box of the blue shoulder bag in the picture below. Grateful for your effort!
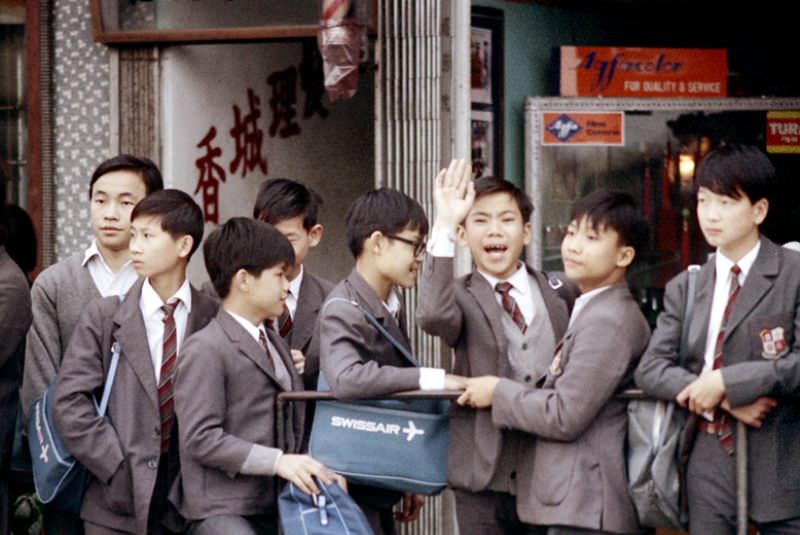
[279,478,375,535]
[309,297,450,496]
[28,339,122,513]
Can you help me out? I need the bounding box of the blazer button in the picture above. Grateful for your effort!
[510,471,516,480]
[524,375,532,383]
[521,343,528,350]
[147,458,159,470]
[153,426,161,439]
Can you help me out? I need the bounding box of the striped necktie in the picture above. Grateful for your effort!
[277,291,293,338]
[158,300,179,454]
[711,264,742,454]
[495,281,527,333]
[258,329,276,373]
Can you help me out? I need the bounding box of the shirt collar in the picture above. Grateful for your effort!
[141,277,192,318]
[82,240,133,272]
[225,308,265,343]
[477,262,530,296]
[715,239,761,283]
[288,264,304,298]
[382,288,402,317]
[574,285,611,309]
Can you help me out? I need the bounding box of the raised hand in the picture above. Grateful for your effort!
[433,158,475,231]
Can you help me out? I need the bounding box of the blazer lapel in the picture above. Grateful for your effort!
[290,275,324,351]
[217,310,284,385]
[112,280,160,410]
[465,272,509,375]
[688,260,715,362]
[187,286,218,336]
[724,239,779,342]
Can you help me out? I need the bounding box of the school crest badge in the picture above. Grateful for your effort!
[760,327,788,359]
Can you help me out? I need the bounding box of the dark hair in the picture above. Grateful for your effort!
[252,178,323,229]
[570,189,649,258]
[345,188,429,258]
[131,189,204,258]
[89,154,164,198]
[1,204,37,274]
[696,143,774,203]
[204,217,294,299]
[472,176,534,223]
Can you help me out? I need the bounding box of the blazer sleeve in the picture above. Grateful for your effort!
[721,281,800,406]
[21,276,61,417]
[634,272,698,400]
[174,333,255,478]
[51,300,125,484]
[492,312,644,442]
[320,299,420,399]
[0,273,30,368]
[415,255,464,347]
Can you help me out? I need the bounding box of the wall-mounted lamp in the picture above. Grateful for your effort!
[678,154,695,183]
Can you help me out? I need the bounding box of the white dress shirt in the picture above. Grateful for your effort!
[82,240,139,297]
[702,240,761,374]
[140,278,192,382]
[569,285,612,327]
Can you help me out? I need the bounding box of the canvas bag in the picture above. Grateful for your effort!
[309,297,449,496]
[627,265,698,530]
[28,340,121,513]
[279,477,375,535]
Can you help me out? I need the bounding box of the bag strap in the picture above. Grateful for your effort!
[679,265,700,367]
[323,295,419,366]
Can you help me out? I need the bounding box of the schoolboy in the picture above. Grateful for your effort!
[253,178,334,387]
[415,159,572,534]
[0,216,32,535]
[52,190,218,535]
[459,189,651,534]
[635,144,800,534]
[320,187,465,535]
[173,217,344,535]
[23,155,163,419]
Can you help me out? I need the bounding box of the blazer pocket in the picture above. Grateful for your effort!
[204,470,266,500]
[532,440,576,506]
[103,460,135,516]
[749,312,794,360]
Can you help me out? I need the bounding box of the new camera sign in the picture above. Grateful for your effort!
[541,112,624,146]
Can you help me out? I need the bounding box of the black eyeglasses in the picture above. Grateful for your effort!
[387,235,427,257]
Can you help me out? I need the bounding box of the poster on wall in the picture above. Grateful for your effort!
[560,46,727,98]
[471,26,493,105]
[766,111,800,153]
[541,111,625,146]
[471,111,494,179]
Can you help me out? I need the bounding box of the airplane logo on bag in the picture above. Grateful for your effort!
[34,400,49,463]
[331,416,426,442]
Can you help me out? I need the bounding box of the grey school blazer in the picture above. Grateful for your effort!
[493,283,649,533]
[173,309,305,521]
[635,237,800,523]
[0,247,32,467]
[415,255,570,492]
[52,279,218,534]
[290,270,334,389]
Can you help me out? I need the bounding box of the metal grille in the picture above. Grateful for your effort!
[0,24,26,208]
[374,1,458,534]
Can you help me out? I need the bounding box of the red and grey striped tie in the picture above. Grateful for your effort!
[495,281,527,333]
[711,264,742,454]
[158,300,179,454]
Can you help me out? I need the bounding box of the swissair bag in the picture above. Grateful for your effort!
[279,477,375,535]
[309,298,449,496]
[28,339,122,513]
[627,265,698,530]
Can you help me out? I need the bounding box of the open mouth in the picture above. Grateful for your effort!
[484,244,508,259]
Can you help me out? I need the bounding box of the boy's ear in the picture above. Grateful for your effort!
[522,222,532,246]
[176,235,194,259]
[307,224,324,248]
[616,245,636,268]
[753,197,769,225]
[233,268,251,293]
[364,230,384,255]
[455,224,467,246]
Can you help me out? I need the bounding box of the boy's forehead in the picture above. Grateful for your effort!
[469,191,521,215]
[131,214,163,229]
[571,214,615,235]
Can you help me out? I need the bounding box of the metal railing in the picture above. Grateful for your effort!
[277,389,750,535]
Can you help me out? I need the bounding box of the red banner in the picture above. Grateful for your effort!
[766,111,800,154]
[560,46,727,98]
[541,112,624,146]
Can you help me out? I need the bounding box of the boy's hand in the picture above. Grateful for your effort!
[444,374,468,390]
[676,370,726,414]
[276,454,344,495]
[290,349,305,373]
[457,376,501,409]
[722,396,778,428]
[433,159,475,232]
[394,493,425,523]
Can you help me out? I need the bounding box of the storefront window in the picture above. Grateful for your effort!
[1,7,26,209]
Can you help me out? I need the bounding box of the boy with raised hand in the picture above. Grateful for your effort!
[320,187,465,535]
[52,190,218,535]
[458,189,651,534]
[174,217,345,535]
[415,160,572,534]
[636,144,800,535]
[253,178,333,387]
